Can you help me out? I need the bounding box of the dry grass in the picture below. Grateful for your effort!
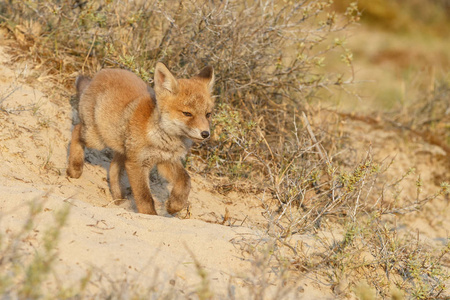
[0,0,449,299]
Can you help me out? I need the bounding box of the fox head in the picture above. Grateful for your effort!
[154,62,215,142]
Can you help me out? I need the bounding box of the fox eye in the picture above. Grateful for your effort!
[182,112,193,117]
[206,113,212,118]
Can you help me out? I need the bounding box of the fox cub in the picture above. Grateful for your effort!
[67,63,214,215]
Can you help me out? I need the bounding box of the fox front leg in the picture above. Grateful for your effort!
[125,159,157,215]
[157,161,191,214]
[109,152,125,201]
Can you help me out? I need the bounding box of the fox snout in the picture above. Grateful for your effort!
[201,131,210,139]
[189,115,212,141]
[192,129,210,141]
[185,126,211,141]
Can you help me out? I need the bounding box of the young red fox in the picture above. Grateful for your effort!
[67,63,214,215]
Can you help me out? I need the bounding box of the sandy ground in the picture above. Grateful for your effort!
[0,26,448,298]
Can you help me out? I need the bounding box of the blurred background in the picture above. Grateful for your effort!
[332,0,450,112]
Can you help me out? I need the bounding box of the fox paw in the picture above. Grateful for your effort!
[67,166,83,179]
[166,198,186,215]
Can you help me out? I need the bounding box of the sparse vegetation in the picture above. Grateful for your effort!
[0,0,449,299]
[0,196,70,298]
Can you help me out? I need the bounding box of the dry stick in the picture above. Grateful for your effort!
[337,111,450,157]
[301,112,335,222]
[102,199,126,207]
[301,112,330,164]
[0,85,21,107]
[259,129,275,161]
[221,207,230,225]
[156,0,184,58]
[82,31,97,73]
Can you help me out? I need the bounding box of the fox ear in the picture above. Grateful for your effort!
[154,62,179,94]
[196,66,214,93]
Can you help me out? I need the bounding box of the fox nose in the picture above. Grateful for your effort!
[201,131,210,139]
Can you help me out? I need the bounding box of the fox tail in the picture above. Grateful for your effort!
[75,75,91,98]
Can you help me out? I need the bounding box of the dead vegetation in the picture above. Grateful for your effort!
[0,0,449,299]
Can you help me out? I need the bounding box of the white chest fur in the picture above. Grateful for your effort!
[140,128,190,166]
